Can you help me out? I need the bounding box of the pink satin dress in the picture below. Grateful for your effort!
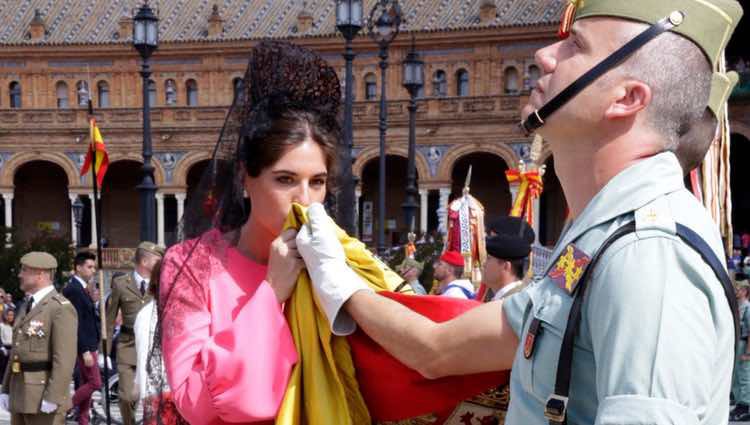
[160,229,298,425]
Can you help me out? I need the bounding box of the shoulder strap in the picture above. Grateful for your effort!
[544,222,739,425]
[443,284,475,299]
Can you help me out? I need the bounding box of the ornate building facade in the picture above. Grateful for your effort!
[0,0,747,266]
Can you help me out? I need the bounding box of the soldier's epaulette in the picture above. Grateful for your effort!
[52,294,71,305]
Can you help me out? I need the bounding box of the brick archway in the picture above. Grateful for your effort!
[104,153,167,186]
[0,152,78,188]
[352,146,430,182]
[173,151,212,188]
[437,142,517,181]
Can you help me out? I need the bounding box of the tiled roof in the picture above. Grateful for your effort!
[0,0,565,46]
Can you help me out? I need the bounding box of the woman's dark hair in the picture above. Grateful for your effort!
[149,259,162,299]
[242,108,339,187]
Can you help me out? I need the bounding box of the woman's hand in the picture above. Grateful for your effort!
[266,228,304,303]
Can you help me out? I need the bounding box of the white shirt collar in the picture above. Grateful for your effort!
[493,280,524,301]
[73,274,87,289]
[30,285,55,305]
[133,270,149,285]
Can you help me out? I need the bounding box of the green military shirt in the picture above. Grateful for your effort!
[106,272,152,366]
[1,288,77,414]
[503,152,733,424]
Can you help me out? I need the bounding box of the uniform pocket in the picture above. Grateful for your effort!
[23,371,48,385]
[30,336,47,352]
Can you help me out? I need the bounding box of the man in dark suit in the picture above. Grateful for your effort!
[62,252,102,425]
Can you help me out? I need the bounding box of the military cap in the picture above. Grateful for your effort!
[570,0,743,117]
[137,241,165,257]
[485,216,535,260]
[398,257,425,275]
[20,251,58,270]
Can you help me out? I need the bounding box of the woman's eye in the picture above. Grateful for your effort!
[311,178,327,187]
[277,176,294,184]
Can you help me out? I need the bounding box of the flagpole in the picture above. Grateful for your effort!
[88,100,113,425]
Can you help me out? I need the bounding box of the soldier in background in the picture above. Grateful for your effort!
[106,242,163,425]
[0,251,77,425]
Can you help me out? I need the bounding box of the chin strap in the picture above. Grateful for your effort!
[520,11,685,135]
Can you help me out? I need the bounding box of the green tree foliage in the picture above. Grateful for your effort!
[0,229,73,299]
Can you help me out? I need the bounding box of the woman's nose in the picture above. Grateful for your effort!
[293,183,312,206]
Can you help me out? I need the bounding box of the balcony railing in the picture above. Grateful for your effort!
[0,95,525,131]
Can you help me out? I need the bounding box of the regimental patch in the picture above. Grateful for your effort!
[548,244,591,295]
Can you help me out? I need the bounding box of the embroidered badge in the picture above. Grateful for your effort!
[548,244,591,294]
[26,320,45,338]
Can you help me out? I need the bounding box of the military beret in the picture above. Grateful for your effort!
[137,241,165,257]
[486,216,535,260]
[571,0,743,117]
[20,251,58,270]
[398,257,424,274]
[440,251,465,268]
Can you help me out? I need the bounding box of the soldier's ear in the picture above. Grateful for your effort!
[603,80,651,120]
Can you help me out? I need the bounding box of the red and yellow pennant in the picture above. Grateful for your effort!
[80,117,110,187]
[505,168,544,225]
[558,0,583,39]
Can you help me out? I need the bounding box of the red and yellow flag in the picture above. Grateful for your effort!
[80,117,109,187]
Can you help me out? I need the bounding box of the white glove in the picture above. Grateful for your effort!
[297,203,372,336]
[0,393,8,412]
[40,400,57,414]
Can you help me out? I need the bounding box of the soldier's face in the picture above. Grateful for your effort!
[522,18,644,141]
[244,138,328,237]
[18,265,46,292]
[482,257,504,289]
[75,259,96,282]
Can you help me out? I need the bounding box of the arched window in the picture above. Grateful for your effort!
[97,81,110,108]
[432,70,447,97]
[232,77,243,103]
[165,79,177,105]
[526,65,541,92]
[9,82,22,108]
[456,69,469,97]
[364,73,377,100]
[504,67,520,94]
[147,79,157,107]
[186,79,199,106]
[76,81,90,106]
[56,82,69,108]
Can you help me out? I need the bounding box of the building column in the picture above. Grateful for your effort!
[68,194,79,248]
[437,186,451,236]
[88,193,97,249]
[419,188,429,235]
[2,192,13,247]
[354,186,362,239]
[175,192,186,223]
[156,193,165,247]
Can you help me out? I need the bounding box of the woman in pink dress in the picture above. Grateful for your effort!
[153,41,341,425]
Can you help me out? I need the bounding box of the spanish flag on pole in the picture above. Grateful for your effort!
[80,117,109,187]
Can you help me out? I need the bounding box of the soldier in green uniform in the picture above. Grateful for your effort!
[732,274,750,421]
[106,242,163,425]
[0,252,77,425]
[293,0,745,423]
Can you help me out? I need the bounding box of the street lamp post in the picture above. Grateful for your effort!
[72,196,84,247]
[336,0,363,236]
[133,2,159,243]
[368,0,401,255]
[401,35,423,235]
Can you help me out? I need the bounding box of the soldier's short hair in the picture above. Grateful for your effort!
[134,248,155,266]
[609,26,713,172]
